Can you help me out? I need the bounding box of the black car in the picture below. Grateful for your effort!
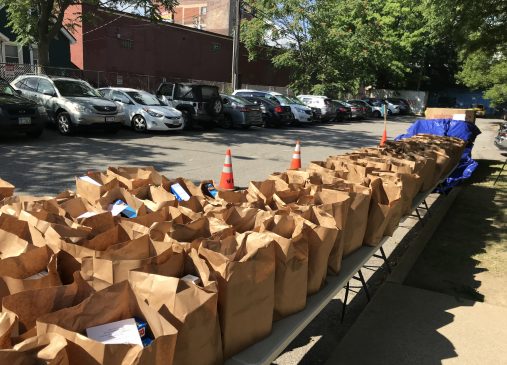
[243,96,292,127]
[156,82,224,129]
[0,78,46,138]
[332,100,352,121]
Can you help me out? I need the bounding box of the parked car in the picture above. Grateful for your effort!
[341,100,366,120]
[243,96,292,127]
[0,77,47,138]
[364,98,400,115]
[331,100,351,121]
[493,103,507,120]
[297,95,336,122]
[363,99,386,118]
[346,99,371,118]
[232,89,313,124]
[220,94,264,129]
[156,82,223,130]
[386,98,411,114]
[12,75,121,135]
[99,87,183,132]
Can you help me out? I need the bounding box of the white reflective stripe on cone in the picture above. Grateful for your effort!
[294,143,301,152]
[222,167,233,173]
[293,154,301,159]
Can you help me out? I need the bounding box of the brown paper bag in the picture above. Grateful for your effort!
[292,206,338,294]
[0,312,17,349]
[98,187,149,217]
[0,246,61,300]
[258,215,308,319]
[0,333,70,364]
[199,232,275,358]
[2,272,94,338]
[36,281,178,365]
[107,166,165,190]
[81,237,179,290]
[0,213,46,250]
[150,217,234,250]
[129,251,222,365]
[310,189,351,274]
[0,178,15,200]
[363,177,402,246]
[205,205,272,233]
[75,172,119,203]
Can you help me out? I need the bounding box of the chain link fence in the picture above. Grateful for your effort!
[0,63,290,95]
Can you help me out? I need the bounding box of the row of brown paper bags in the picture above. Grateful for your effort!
[0,135,466,364]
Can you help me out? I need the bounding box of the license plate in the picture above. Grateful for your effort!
[18,117,31,125]
[105,116,115,122]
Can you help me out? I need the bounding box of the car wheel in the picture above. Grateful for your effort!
[25,129,43,138]
[57,112,73,136]
[181,110,193,130]
[241,125,251,130]
[132,115,147,132]
[373,110,381,118]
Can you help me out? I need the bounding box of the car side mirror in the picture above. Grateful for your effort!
[15,89,22,95]
[43,91,56,97]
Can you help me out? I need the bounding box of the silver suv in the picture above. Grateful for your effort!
[12,75,121,135]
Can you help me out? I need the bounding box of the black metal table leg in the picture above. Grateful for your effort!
[357,269,371,302]
[379,246,391,273]
[341,282,350,323]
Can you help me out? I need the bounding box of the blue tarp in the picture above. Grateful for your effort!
[395,119,482,191]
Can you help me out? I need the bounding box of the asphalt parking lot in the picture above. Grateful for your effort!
[0,116,415,196]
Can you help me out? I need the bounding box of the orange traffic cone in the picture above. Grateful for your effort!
[380,128,387,146]
[219,148,235,190]
[290,139,302,169]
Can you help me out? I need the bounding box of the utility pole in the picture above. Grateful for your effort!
[231,0,241,90]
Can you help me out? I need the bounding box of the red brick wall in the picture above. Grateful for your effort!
[76,8,289,88]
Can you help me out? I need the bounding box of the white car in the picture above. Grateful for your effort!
[297,95,336,121]
[99,87,184,132]
[232,89,314,124]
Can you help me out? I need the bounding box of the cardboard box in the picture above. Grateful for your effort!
[424,108,476,124]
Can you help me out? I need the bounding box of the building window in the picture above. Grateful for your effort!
[31,47,39,65]
[201,6,207,15]
[4,44,20,64]
[120,39,134,49]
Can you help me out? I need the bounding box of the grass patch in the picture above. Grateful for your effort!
[405,159,507,303]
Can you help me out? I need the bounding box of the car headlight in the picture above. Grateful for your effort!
[37,106,47,114]
[144,108,163,118]
[70,103,92,113]
[296,108,306,113]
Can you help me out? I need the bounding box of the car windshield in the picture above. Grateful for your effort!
[54,80,100,97]
[225,95,250,105]
[0,80,16,95]
[274,95,294,105]
[288,96,306,105]
[126,91,162,106]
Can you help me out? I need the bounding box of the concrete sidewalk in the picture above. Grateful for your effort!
[325,282,507,365]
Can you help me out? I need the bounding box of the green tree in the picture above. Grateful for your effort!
[241,0,446,96]
[427,0,507,104]
[0,0,178,67]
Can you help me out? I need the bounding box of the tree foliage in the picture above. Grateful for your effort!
[242,0,506,102]
[0,0,178,66]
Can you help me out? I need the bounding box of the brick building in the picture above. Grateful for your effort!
[64,5,288,91]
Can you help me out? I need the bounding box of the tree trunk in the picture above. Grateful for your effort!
[37,38,50,71]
